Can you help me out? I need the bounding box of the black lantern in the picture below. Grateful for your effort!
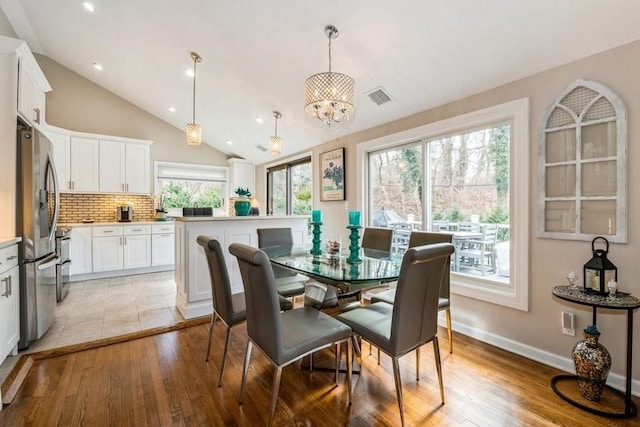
[583,237,617,295]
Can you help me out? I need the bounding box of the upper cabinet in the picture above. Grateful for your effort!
[16,43,51,128]
[228,158,255,195]
[99,140,150,194]
[44,125,152,195]
[538,79,627,242]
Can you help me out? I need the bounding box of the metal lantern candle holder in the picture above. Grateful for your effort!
[583,236,617,295]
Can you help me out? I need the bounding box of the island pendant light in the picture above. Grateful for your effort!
[186,52,203,145]
[304,25,356,127]
[269,111,282,155]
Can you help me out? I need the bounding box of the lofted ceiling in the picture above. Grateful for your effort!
[2,0,640,165]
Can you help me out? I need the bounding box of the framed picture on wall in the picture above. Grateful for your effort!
[320,147,345,201]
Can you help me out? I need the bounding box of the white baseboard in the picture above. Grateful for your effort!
[440,314,640,397]
[70,264,174,282]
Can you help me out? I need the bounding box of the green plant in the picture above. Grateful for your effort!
[235,187,252,197]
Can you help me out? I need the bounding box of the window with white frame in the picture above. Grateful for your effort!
[358,98,530,311]
[266,156,312,216]
[154,161,228,216]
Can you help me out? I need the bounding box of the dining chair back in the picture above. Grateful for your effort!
[337,243,455,426]
[229,243,353,426]
[257,227,307,298]
[196,235,292,387]
[361,227,394,252]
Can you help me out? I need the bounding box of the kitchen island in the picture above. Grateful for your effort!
[174,215,308,319]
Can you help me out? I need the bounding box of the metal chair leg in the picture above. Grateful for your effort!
[433,338,445,404]
[205,312,217,362]
[346,339,353,406]
[416,346,421,381]
[218,326,232,387]
[334,342,341,385]
[239,341,253,404]
[392,356,405,427]
[269,366,283,427]
[445,307,453,353]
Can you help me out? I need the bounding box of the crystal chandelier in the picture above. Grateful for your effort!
[304,25,356,126]
[186,52,202,145]
[269,111,282,155]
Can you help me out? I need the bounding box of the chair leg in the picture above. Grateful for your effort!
[218,325,232,387]
[432,338,445,404]
[309,353,313,372]
[205,312,217,362]
[346,339,353,406]
[269,366,283,427]
[334,342,341,386]
[239,341,253,405]
[416,347,420,381]
[391,356,406,427]
[445,307,453,353]
[377,347,381,364]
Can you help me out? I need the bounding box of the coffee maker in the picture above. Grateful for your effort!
[116,204,134,222]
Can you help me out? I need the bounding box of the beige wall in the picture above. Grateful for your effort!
[34,54,229,191]
[0,7,16,38]
[257,39,640,387]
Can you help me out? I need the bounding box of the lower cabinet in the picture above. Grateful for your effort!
[0,243,20,366]
[92,225,151,272]
[70,227,93,275]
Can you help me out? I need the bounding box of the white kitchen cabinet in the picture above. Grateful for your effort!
[123,225,151,268]
[93,225,151,272]
[152,223,175,266]
[70,226,92,275]
[99,140,150,194]
[0,243,20,367]
[70,137,100,192]
[17,51,50,128]
[47,131,71,191]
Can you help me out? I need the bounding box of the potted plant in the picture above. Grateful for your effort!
[155,191,168,220]
[234,187,252,216]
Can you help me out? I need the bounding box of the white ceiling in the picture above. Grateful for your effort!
[3,0,640,164]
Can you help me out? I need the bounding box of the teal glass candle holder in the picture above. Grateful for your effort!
[312,209,322,223]
[346,225,362,264]
[310,221,323,255]
[348,210,361,226]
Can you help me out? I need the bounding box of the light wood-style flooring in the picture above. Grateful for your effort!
[1,321,638,426]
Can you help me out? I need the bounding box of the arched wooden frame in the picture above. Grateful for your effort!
[538,79,627,242]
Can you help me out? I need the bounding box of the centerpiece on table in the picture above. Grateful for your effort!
[155,191,168,220]
[234,187,252,216]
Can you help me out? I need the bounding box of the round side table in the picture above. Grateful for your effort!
[552,285,639,418]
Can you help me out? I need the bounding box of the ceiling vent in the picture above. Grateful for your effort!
[255,144,268,152]
[366,87,392,106]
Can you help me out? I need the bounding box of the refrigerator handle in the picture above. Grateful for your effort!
[37,253,60,271]
[47,150,60,241]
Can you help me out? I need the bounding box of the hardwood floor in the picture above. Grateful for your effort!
[0,321,637,426]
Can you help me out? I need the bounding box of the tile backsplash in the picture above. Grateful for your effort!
[59,193,156,223]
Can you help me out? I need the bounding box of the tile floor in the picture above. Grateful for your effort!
[0,271,182,385]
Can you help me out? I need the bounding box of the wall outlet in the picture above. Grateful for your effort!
[562,311,575,336]
[344,201,349,210]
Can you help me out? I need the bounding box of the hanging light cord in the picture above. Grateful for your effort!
[192,57,197,123]
[274,114,278,136]
[327,34,332,73]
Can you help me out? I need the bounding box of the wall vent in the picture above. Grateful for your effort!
[366,87,392,106]
[255,144,268,152]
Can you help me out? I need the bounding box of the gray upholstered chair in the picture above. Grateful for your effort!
[257,227,307,299]
[337,242,454,427]
[196,235,293,387]
[371,231,455,353]
[229,242,353,427]
[361,226,394,252]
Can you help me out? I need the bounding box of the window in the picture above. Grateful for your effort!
[154,161,228,216]
[358,98,529,310]
[539,79,627,242]
[267,156,312,215]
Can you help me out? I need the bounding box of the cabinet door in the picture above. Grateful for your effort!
[125,143,150,194]
[99,140,126,193]
[152,233,175,266]
[48,132,71,192]
[17,63,34,123]
[0,266,19,362]
[124,234,151,269]
[93,236,124,272]
[70,227,93,275]
[70,137,100,192]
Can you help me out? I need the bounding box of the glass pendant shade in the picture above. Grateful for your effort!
[268,136,282,155]
[186,123,202,145]
[304,25,356,126]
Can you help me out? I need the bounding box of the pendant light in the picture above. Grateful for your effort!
[304,25,356,127]
[186,52,202,145]
[269,111,282,155]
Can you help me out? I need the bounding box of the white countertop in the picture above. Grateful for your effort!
[0,237,21,249]
[174,215,309,222]
[60,220,174,227]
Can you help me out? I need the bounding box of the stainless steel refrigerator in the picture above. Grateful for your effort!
[16,120,60,349]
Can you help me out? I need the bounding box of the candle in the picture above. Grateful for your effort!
[312,210,322,223]
[348,210,361,226]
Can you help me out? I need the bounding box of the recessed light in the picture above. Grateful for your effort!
[83,2,95,12]
[92,62,103,71]
[255,117,263,124]
[185,68,194,77]
[168,106,176,113]
[226,139,233,145]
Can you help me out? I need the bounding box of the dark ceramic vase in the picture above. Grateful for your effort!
[572,324,611,401]
[234,196,251,216]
